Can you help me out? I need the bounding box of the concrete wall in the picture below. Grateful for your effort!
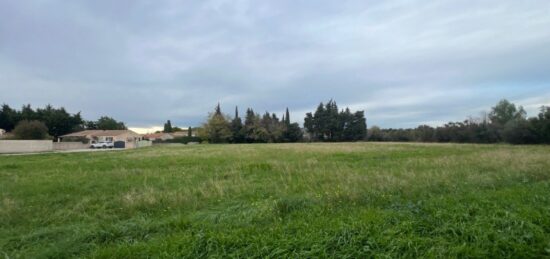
[0,140,53,154]
[53,142,89,151]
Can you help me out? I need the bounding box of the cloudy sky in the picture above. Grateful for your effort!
[1,0,549,132]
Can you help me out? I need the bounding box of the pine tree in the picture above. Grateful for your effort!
[349,111,367,140]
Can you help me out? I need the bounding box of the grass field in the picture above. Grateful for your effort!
[1,143,550,258]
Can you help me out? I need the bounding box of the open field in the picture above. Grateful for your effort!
[1,143,550,258]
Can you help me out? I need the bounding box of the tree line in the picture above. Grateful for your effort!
[200,104,303,143]
[0,104,127,139]
[4,99,548,144]
[304,100,367,141]
[200,100,368,143]
[368,99,550,145]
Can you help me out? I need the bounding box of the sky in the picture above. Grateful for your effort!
[1,0,550,132]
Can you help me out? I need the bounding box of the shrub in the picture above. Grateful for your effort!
[12,120,52,140]
[154,136,202,144]
[502,119,538,144]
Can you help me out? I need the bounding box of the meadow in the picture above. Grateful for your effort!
[1,143,550,258]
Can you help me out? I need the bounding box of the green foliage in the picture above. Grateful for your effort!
[367,126,384,141]
[230,107,245,143]
[529,106,550,144]
[12,120,51,140]
[1,143,550,257]
[260,112,285,142]
[372,100,548,145]
[226,107,302,144]
[154,136,202,144]
[502,118,538,144]
[0,104,84,137]
[304,100,367,141]
[87,116,127,130]
[489,99,526,126]
[163,120,173,133]
[243,108,264,143]
[201,106,232,143]
[0,104,19,131]
[284,107,290,126]
[284,123,303,142]
[415,125,436,142]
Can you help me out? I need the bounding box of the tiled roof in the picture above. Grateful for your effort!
[61,130,139,137]
[143,133,166,138]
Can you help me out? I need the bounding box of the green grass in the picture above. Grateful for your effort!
[1,143,550,258]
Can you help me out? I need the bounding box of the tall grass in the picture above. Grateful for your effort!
[1,143,549,257]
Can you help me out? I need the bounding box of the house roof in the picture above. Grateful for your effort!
[143,133,170,138]
[60,130,100,137]
[171,131,188,137]
[61,130,140,138]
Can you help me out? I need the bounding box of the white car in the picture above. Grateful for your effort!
[90,141,114,149]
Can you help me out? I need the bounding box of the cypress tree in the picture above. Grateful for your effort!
[285,108,290,126]
[215,103,222,116]
[230,106,244,143]
[163,120,173,133]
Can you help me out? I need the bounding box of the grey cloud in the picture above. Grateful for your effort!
[1,0,549,129]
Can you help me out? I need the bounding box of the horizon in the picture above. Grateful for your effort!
[1,1,549,129]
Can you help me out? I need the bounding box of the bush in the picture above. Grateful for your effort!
[12,120,52,140]
[367,126,384,141]
[502,119,538,144]
[154,136,202,144]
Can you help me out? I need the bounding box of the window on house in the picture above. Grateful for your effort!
[106,137,113,142]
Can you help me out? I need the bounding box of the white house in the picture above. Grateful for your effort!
[60,130,143,148]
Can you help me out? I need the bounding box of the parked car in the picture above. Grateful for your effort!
[90,141,114,149]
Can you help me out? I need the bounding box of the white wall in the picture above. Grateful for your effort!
[0,140,53,153]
